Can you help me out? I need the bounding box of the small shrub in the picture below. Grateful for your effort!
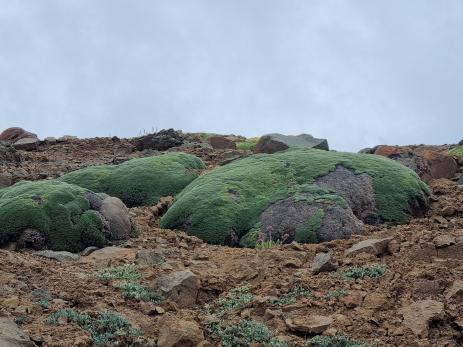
[96,264,142,282]
[324,290,348,299]
[308,334,369,347]
[114,282,163,303]
[344,265,387,280]
[236,138,259,151]
[14,315,27,325]
[268,286,311,306]
[218,319,288,347]
[205,284,255,318]
[45,309,141,346]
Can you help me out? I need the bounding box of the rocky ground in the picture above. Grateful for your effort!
[1,132,463,347]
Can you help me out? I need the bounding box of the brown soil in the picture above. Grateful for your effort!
[1,137,463,347]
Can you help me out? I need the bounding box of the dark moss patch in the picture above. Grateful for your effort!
[59,152,206,207]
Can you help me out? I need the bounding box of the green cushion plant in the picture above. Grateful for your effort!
[59,152,206,207]
[161,148,430,246]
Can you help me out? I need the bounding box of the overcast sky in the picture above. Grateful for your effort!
[0,1,462,151]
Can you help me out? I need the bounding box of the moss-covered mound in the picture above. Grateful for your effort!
[449,146,463,157]
[160,148,430,246]
[59,153,206,207]
[0,180,110,252]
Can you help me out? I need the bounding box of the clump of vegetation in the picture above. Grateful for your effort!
[0,180,108,252]
[45,309,141,346]
[324,290,348,299]
[114,282,163,303]
[256,238,283,249]
[308,334,370,347]
[59,152,206,207]
[344,265,387,280]
[204,284,255,319]
[268,286,311,306]
[218,319,288,347]
[96,264,142,282]
[236,138,259,151]
[38,300,50,309]
[161,148,430,245]
[449,146,463,156]
[96,264,163,303]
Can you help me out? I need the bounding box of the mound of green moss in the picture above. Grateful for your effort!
[0,180,109,252]
[160,148,430,245]
[59,153,206,207]
[449,146,463,157]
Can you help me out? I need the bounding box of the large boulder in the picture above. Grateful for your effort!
[0,180,132,252]
[59,152,206,207]
[0,316,34,346]
[13,137,40,151]
[135,128,185,151]
[208,136,236,150]
[161,148,430,246]
[254,133,329,154]
[0,127,37,143]
[374,146,458,182]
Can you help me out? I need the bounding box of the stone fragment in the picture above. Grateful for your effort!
[0,316,34,346]
[345,238,392,257]
[157,315,204,347]
[34,250,80,262]
[400,300,444,337]
[285,315,333,334]
[433,235,456,248]
[445,280,463,301]
[254,133,329,154]
[154,270,200,308]
[311,252,338,274]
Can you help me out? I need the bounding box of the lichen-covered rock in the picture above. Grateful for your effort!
[254,133,329,154]
[59,152,206,207]
[0,180,131,252]
[161,149,430,246]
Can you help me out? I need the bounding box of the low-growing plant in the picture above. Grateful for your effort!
[344,265,387,280]
[114,282,163,303]
[256,239,283,249]
[45,309,141,346]
[449,146,463,157]
[218,319,288,347]
[96,264,142,282]
[236,138,259,151]
[268,286,311,306]
[14,315,27,325]
[204,284,255,319]
[324,290,348,299]
[308,334,369,347]
[38,300,50,309]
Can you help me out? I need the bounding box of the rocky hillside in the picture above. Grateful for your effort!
[1,128,463,347]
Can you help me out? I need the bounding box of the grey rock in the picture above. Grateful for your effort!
[84,191,104,211]
[315,166,377,222]
[80,246,99,256]
[57,135,78,142]
[16,229,46,250]
[0,316,34,346]
[344,238,393,257]
[261,194,364,244]
[459,175,463,185]
[254,133,329,154]
[13,137,40,151]
[0,173,12,188]
[311,252,337,274]
[99,196,132,240]
[136,128,185,151]
[34,250,80,262]
[44,137,57,143]
[154,270,200,308]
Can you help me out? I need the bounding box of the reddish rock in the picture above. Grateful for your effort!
[421,150,458,180]
[208,136,236,150]
[344,238,392,257]
[0,127,37,143]
[400,300,444,337]
[285,315,333,334]
[157,315,204,347]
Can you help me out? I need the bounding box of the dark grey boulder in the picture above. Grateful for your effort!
[0,142,22,164]
[260,194,363,243]
[315,166,377,222]
[254,133,329,154]
[135,128,185,151]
